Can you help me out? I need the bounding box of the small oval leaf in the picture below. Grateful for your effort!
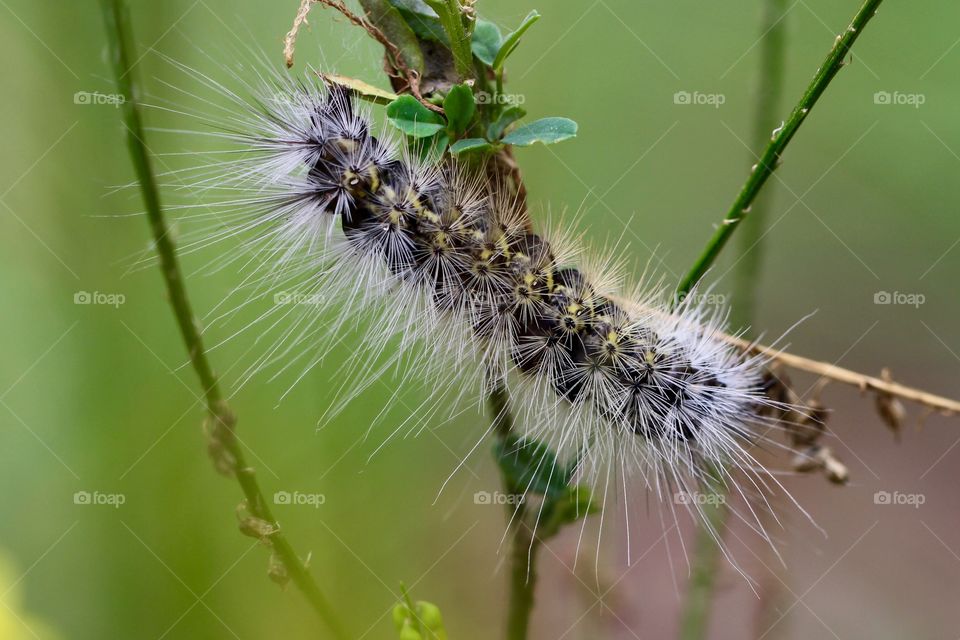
[487,106,527,140]
[449,138,493,155]
[443,84,476,136]
[386,95,446,138]
[502,117,578,147]
[471,19,503,66]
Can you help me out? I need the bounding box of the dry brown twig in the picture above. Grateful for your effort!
[730,335,960,415]
[284,0,443,113]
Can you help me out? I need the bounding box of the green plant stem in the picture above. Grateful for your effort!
[424,0,474,80]
[488,384,537,640]
[732,0,789,330]
[677,473,730,640]
[100,2,348,638]
[506,521,538,640]
[676,0,885,300]
[679,2,788,637]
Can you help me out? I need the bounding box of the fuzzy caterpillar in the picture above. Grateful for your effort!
[159,66,800,546]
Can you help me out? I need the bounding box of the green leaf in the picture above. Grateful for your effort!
[471,19,502,66]
[387,0,437,17]
[492,10,540,71]
[390,0,447,43]
[414,601,447,640]
[487,106,527,140]
[538,485,599,539]
[449,138,493,155]
[358,0,425,74]
[321,74,398,106]
[393,603,411,633]
[558,485,599,521]
[502,117,577,147]
[443,84,476,136]
[494,436,572,498]
[398,8,448,42]
[394,587,448,640]
[386,95,446,138]
[413,129,449,164]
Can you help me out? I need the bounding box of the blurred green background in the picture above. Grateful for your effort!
[2,1,959,638]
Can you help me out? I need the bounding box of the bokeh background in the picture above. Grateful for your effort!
[1,1,959,638]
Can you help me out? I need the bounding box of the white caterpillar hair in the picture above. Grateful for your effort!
[150,58,808,563]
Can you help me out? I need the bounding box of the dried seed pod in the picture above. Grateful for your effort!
[791,444,848,485]
[821,448,849,485]
[236,503,277,542]
[791,446,824,474]
[875,368,906,439]
[267,552,290,587]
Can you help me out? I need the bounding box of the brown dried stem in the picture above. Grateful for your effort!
[285,0,443,113]
[731,335,960,415]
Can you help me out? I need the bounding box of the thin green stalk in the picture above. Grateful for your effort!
[732,0,790,330]
[676,0,885,299]
[100,2,348,637]
[679,1,788,637]
[488,385,537,640]
[677,472,731,640]
[424,0,475,80]
[506,522,538,640]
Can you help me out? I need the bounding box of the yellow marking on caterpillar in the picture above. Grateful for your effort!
[496,235,510,257]
[407,186,429,214]
[335,138,357,153]
[367,165,380,192]
[420,209,441,225]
